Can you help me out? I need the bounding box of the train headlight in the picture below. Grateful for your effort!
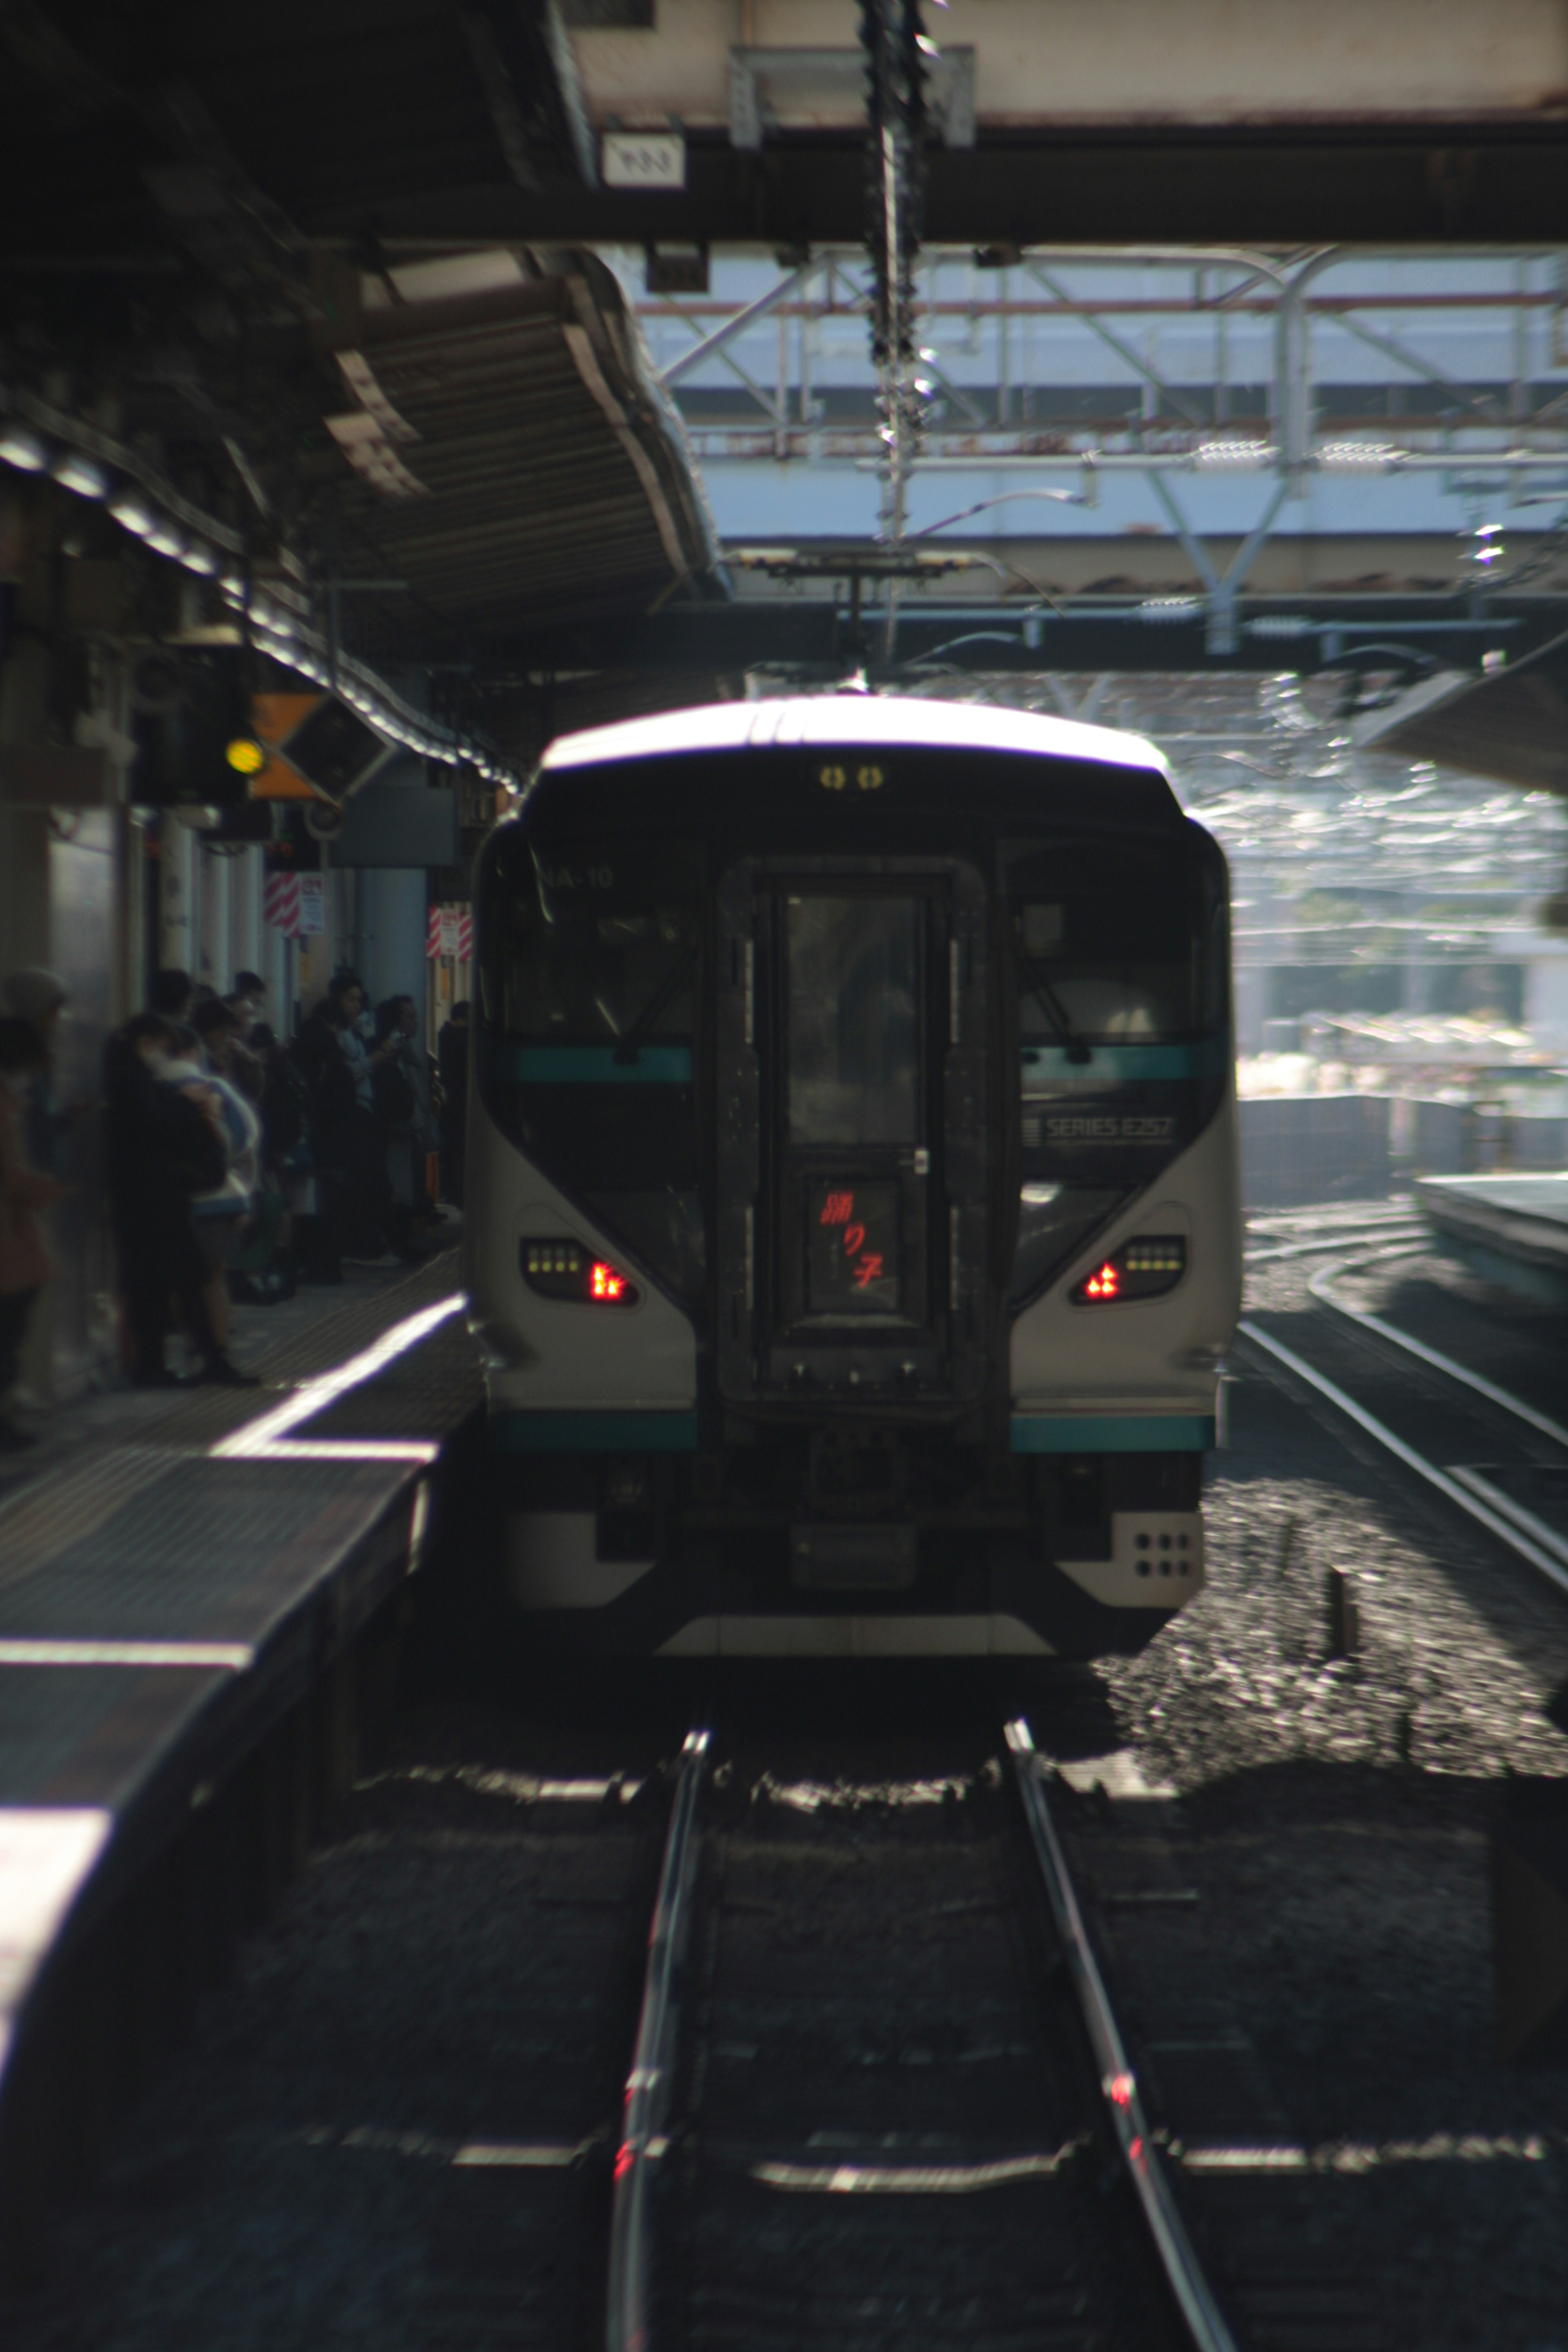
[521,1238,640,1306]
[1071,1235,1186,1305]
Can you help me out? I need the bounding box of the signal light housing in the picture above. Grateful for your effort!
[521,1238,639,1307]
[1072,1235,1187,1306]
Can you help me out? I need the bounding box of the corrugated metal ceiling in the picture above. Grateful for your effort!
[316,250,720,636]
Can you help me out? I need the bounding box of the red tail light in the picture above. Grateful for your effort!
[1072,1235,1186,1305]
[521,1238,639,1306]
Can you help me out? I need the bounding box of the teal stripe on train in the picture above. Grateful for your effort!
[1011,1414,1215,1453]
[1020,1040,1229,1086]
[491,1410,699,1452]
[508,1045,693,1083]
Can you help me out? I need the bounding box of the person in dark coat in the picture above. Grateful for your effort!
[291,973,395,1274]
[373,996,437,1259]
[437,999,469,1208]
[102,1012,256,1386]
[149,968,194,1022]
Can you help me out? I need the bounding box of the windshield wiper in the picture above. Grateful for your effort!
[1021,958,1093,1065]
[612,947,698,1064]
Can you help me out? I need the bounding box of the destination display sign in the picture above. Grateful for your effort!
[808,1181,900,1315]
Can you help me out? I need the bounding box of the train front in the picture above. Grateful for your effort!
[464,699,1241,1657]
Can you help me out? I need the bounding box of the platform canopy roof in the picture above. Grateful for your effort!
[1354,634,1568,797]
[0,0,725,724]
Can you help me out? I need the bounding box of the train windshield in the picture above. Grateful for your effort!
[1005,838,1221,1045]
[485,837,700,1046]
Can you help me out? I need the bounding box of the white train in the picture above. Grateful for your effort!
[464,695,1241,1656]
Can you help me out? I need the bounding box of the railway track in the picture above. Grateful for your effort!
[1239,1204,1568,1600]
[607,1722,1238,2352]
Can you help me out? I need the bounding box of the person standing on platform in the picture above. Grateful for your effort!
[102,1013,255,1387]
[437,998,470,1208]
[149,968,194,1023]
[2,969,72,1173]
[292,971,395,1273]
[0,1019,67,1451]
[229,1020,304,1303]
[374,995,437,1260]
[185,1003,263,1349]
[233,971,267,1025]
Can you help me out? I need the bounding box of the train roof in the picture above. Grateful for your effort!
[537,695,1168,779]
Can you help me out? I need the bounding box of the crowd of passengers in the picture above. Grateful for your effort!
[0,963,471,1446]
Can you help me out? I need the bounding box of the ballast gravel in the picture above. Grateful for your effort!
[1089,1236,1568,2351]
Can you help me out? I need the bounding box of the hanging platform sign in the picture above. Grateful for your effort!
[296,873,326,935]
[426,903,473,960]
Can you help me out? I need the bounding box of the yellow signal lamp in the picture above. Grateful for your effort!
[225,733,268,778]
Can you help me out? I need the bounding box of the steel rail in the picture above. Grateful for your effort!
[1448,1467,1568,1575]
[1307,1258,1568,1453]
[1236,1320,1568,1599]
[606,1727,712,2352]
[1004,1719,1242,2352]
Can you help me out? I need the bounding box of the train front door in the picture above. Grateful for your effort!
[715,858,991,1414]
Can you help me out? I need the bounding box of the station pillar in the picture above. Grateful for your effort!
[158,817,196,979]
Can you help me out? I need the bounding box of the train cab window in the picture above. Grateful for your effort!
[786,895,920,1145]
[1009,858,1203,1047]
[486,840,700,1048]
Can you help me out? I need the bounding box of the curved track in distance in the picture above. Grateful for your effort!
[1239,1205,1568,1602]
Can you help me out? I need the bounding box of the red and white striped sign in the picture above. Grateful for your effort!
[263,872,325,938]
[263,872,300,935]
[426,904,473,961]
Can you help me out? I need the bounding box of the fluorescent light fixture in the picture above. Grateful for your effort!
[0,426,49,473]
[1196,440,1273,470]
[0,1640,254,1669]
[109,492,156,535]
[145,525,186,558]
[1246,614,1316,639]
[1137,596,1202,621]
[178,543,219,575]
[1319,441,1401,470]
[52,453,109,499]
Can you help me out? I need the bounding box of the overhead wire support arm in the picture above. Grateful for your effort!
[1328,309,1501,425]
[655,259,824,388]
[1025,263,1211,430]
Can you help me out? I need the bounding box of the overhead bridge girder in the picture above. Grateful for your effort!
[368,133,1568,249]
[510,597,1559,681]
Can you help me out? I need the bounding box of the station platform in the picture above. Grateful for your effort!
[1417,1172,1568,1307]
[0,1254,479,2228]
